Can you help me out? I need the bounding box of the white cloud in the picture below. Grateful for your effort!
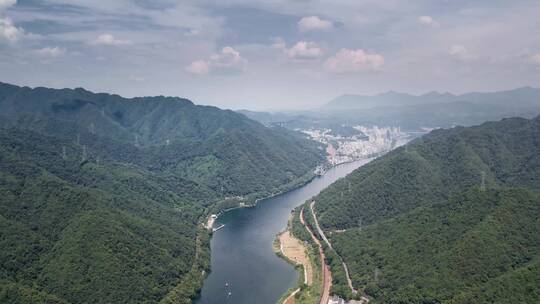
[92,34,131,46]
[211,46,247,70]
[186,60,210,75]
[0,17,23,43]
[186,46,247,75]
[449,44,475,60]
[271,37,286,50]
[0,0,16,10]
[272,39,323,60]
[298,16,333,32]
[286,41,323,60]
[531,53,540,64]
[36,46,66,58]
[418,15,439,27]
[323,48,384,73]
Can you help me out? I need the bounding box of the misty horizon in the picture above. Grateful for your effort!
[1,1,539,110]
[2,80,539,112]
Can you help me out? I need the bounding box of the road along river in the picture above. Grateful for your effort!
[195,158,373,304]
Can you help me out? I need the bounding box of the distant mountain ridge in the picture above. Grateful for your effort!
[325,87,540,110]
[237,87,540,132]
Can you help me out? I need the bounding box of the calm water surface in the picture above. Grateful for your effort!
[195,158,373,304]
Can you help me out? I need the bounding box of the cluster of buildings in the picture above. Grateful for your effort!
[302,125,410,166]
[328,295,369,304]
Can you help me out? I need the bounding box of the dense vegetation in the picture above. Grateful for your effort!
[0,82,325,303]
[310,116,540,303]
[0,82,324,198]
[0,129,209,303]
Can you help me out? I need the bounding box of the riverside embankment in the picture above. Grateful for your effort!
[194,159,373,304]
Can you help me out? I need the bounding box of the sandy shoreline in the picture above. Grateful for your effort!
[277,231,313,286]
[275,228,314,304]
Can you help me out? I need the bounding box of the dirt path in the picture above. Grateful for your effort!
[301,206,332,304]
[283,288,300,304]
[278,231,313,286]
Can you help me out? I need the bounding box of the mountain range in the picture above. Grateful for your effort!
[324,87,540,110]
[0,82,324,304]
[241,87,540,131]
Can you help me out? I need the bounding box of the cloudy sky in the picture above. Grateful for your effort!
[1,0,540,110]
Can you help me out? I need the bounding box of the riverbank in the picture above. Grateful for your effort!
[193,165,322,302]
[160,227,211,304]
[275,230,312,286]
[276,159,377,304]
[273,229,312,304]
[195,159,373,304]
[202,169,318,231]
[275,207,324,304]
[202,156,378,232]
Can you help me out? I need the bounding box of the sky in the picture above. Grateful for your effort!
[1,0,540,110]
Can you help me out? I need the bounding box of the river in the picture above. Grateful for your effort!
[194,158,373,304]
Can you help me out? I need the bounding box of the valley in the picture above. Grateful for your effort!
[0,82,325,304]
[1,1,539,303]
[193,159,374,304]
[1,84,539,304]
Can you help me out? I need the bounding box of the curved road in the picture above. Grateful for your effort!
[300,206,331,304]
[310,201,357,295]
[310,202,371,304]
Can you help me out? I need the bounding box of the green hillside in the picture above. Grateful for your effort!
[0,83,325,303]
[0,82,324,198]
[307,116,540,303]
[0,129,210,303]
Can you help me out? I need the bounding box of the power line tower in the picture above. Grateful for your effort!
[62,146,67,160]
[81,145,87,162]
[374,267,381,283]
[480,171,486,191]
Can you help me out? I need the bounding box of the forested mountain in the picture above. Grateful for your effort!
[0,82,324,197]
[0,82,324,303]
[0,128,212,303]
[309,116,540,303]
